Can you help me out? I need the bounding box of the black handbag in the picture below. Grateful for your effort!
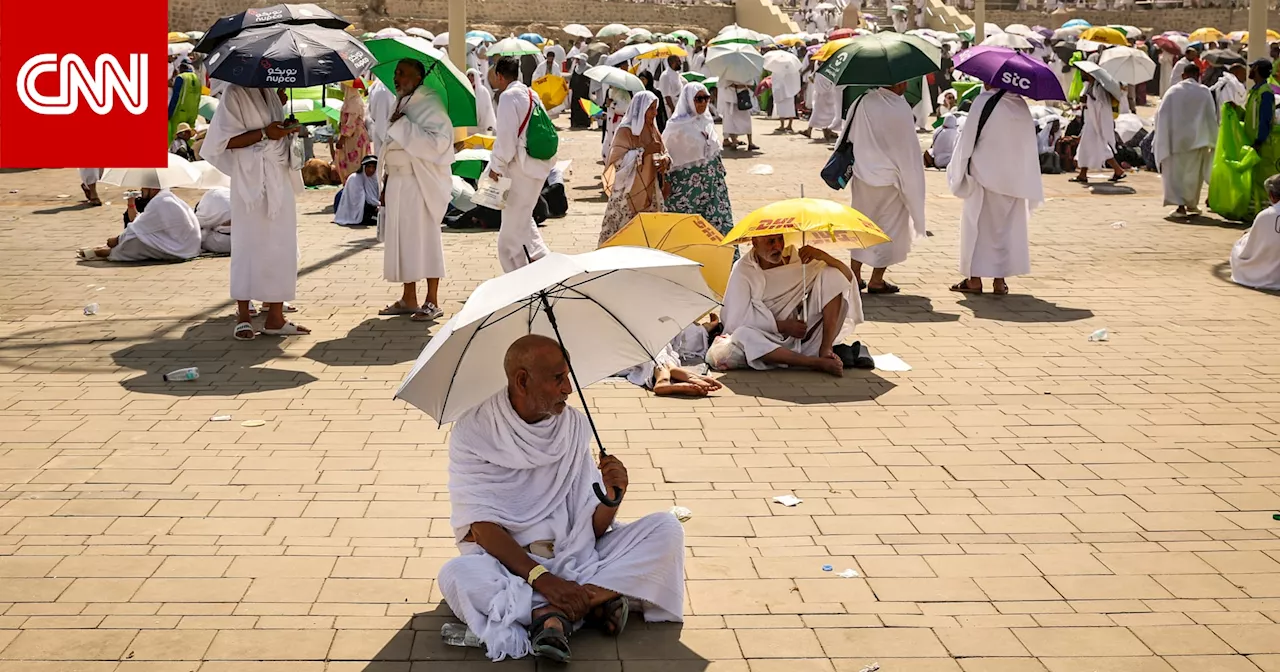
[820,95,865,190]
[735,88,752,111]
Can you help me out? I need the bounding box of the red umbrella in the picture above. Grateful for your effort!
[829,28,856,40]
[1153,34,1188,56]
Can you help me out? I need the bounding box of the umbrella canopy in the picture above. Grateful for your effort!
[452,147,491,179]
[206,23,374,88]
[1074,60,1123,100]
[605,43,652,66]
[187,160,232,190]
[431,32,449,47]
[394,247,718,425]
[1004,24,1033,37]
[584,65,645,92]
[1153,34,1191,55]
[1108,25,1141,38]
[461,133,494,150]
[958,23,1004,42]
[637,43,689,60]
[818,33,941,87]
[488,37,542,56]
[681,71,707,82]
[374,27,406,39]
[1052,25,1087,42]
[704,43,765,83]
[670,29,699,45]
[711,26,762,46]
[829,28,856,40]
[194,3,350,53]
[1201,48,1246,66]
[599,213,733,298]
[1189,27,1225,43]
[813,37,855,62]
[367,37,477,127]
[1098,45,1156,85]
[954,46,1065,100]
[720,198,890,249]
[170,42,195,57]
[762,50,803,75]
[283,97,340,124]
[466,30,496,42]
[596,23,630,39]
[1239,29,1280,43]
[1079,26,1128,46]
[1062,19,1092,29]
[907,30,942,47]
[199,94,220,120]
[169,31,192,44]
[519,33,546,44]
[405,27,434,40]
[625,28,654,44]
[563,24,593,39]
[101,154,202,189]
[579,98,604,117]
[982,33,1033,49]
[774,34,806,47]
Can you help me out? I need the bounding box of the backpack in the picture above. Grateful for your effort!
[521,89,559,161]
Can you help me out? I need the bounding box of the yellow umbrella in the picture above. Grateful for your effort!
[1239,30,1280,43]
[461,134,495,150]
[168,31,192,44]
[813,37,855,63]
[721,198,890,249]
[600,213,733,298]
[1189,27,1226,43]
[1079,26,1128,46]
[775,34,806,47]
[532,74,570,109]
[637,43,689,60]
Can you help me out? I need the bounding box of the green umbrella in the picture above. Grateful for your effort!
[681,71,707,82]
[291,84,345,101]
[367,36,477,128]
[489,37,542,56]
[671,29,699,46]
[842,75,924,112]
[452,148,491,179]
[818,33,940,87]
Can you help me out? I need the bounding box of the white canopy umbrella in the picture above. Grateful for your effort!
[406,27,434,40]
[596,23,630,39]
[432,32,449,47]
[1099,45,1156,85]
[489,37,542,56]
[374,27,406,39]
[584,65,645,92]
[168,42,194,57]
[762,50,802,75]
[982,33,1033,49]
[563,24,593,39]
[1004,24,1034,37]
[907,29,943,47]
[711,26,763,46]
[605,43,657,66]
[1074,60,1123,100]
[187,161,231,190]
[704,43,764,83]
[625,28,654,44]
[101,154,202,190]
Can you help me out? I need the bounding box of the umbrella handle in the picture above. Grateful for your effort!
[593,484,624,507]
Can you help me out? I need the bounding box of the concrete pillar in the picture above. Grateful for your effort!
[974,0,986,45]
[448,0,466,70]
[1249,0,1268,62]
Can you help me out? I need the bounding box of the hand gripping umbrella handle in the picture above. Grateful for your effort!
[593,483,624,507]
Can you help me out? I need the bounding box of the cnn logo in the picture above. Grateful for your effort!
[16,53,148,116]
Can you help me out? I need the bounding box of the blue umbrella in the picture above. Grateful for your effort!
[519,32,545,44]
[1062,19,1092,29]
[466,30,496,42]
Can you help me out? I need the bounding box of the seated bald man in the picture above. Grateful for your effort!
[437,334,686,664]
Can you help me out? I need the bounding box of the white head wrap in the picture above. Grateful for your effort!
[662,82,720,170]
[619,90,659,136]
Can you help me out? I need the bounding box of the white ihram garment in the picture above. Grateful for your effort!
[78,168,102,185]
[719,82,753,135]
[845,88,927,269]
[334,170,379,225]
[1154,79,1218,208]
[947,90,1043,279]
[201,84,303,303]
[721,249,862,369]
[380,87,453,282]
[489,81,554,272]
[196,187,232,254]
[808,75,840,130]
[1230,203,1280,290]
[108,190,202,262]
[438,389,685,661]
[1075,84,1117,170]
[366,80,396,156]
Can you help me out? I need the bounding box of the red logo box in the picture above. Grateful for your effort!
[1,0,169,168]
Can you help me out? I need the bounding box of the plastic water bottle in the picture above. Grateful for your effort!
[83,303,98,315]
[163,367,199,382]
[1088,328,1109,342]
[441,623,482,648]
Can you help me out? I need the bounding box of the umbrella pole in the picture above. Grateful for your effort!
[525,246,624,508]
[800,184,807,321]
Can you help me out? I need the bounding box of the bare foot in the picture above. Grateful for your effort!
[814,356,844,377]
[654,381,710,397]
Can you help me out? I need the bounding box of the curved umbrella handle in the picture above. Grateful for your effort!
[593,483,624,507]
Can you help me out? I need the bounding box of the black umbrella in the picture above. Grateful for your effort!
[206,23,373,89]
[1202,49,1245,66]
[193,3,350,53]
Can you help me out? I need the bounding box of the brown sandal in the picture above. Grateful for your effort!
[950,280,982,294]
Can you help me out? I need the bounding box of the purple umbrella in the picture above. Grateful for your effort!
[1032,25,1052,38]
[953,45,1065,101]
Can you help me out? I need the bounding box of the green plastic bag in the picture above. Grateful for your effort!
[521,89,559,161]
[1068,52,1085,103]
[1207,104,1259,222]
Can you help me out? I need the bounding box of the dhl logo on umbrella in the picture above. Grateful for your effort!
[753,217,799,231]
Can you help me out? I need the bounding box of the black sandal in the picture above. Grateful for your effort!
[1108,173,1127,182]
[587,596,630,637]
[950,280,982,294]
[1068,176,1088,184]
[529,611,571,663]
[866,282,900,294]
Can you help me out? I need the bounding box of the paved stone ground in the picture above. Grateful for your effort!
[0,112,1278,672]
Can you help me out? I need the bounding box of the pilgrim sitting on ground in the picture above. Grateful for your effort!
[334,155,381,227]
[619,318,725,397]
[1230,174,1280,291]
[196,186,232,254]
[77,188,201,262]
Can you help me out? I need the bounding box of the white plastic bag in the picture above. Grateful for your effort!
[471,173,512,210]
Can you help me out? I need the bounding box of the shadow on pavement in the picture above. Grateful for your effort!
[1210,260,1280,294]
[304,316,433,367]
[957,294,1094,323]
[32,202,100,215]
[717,367,895,404]
[112,318,317,396]
[862,294,960,323]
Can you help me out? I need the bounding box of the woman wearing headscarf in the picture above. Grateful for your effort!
[467,68,497,134]
[638,70,669,133]
[335,81,372,183]
[662,83,733,236]
[598,91,669,245]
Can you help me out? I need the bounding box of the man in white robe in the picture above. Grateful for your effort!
[845,84,927,293]
[469,68,498,134]
[77,189,201,262]
[1211,63,1248,114]
[367,78,396,158]
[946,87,1043,295]
[438,335,685,663]
[719,80,757,150]
[335,155,380,227]
[772,64,801,133]
[201,84,308,340]
[196,187,232,254]
[925,113,961,168]
[78,168,102,206]
[1154,64,1218,218]
[657,56,684,115]
[802,69,840,141]
[1072,73,1126,184]
[719,235,862,376]
[379,59,454,321]
[488,56,554,273]
[1230,174,1280,290]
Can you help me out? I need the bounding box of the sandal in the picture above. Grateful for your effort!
[950,280,982,294]
[587,596,630,638]
[1068,177,1088,184]
[1108,173,1127,182]
[992,282,1009,296]
[857,279,867,291]
[379,300,419,316]
[76,248,98,260]
[866,283,900,294]
[233,322,257,341]
[528,611,571,663]
[261,321,309,336]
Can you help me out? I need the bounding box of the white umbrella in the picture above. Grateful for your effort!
[187,161,231,190]
[762,50,802,75]
[596,24,630,39]
[1099,45,1156,85]
[489,37,542,56]
[1052,26,1087,41]
[374,27,406,39]
[432,32,449,47]
[168,42,194,57]
[584,65,645,92]
[406,27,435,40]
[907,29,942,47]
[394,246,718,498]
[815,2,837,8]
[101,154,202,190]
[711,26,763,46]
[1074,60,1123,100]
[704,43,764,83]
[1005,24,1033,37]
[982,33,1033,49]
[1076,38,1105,53]
[563,24,593,39]
[605,43,657,66]
[625,28,654,44]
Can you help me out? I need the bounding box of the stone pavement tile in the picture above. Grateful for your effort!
[975,577,1063,602]
[1207,625,1280,654]
[1129,626,1236,655]
[1251,656,1280,672]
[1152,575,1248,599]
[687,580,802,615]
[936,628,1030,657]
[816,629,947,657]
[60,578,144,603]
[242,578,325,603]
[868,578,989,602]
[924,555,1041,577]
[833,660,959,672]
[123,630,216,660]
[1164,656,1266,672]
[51,556,164,578]
[0,664,120,672]
[1039,658,1175,672]
[1026,554,1113,575]
[793,578,875,603]
[1195,552,1280,574]
[958,659,1048,672]
[1047,576,1173,600]
[747,660,835,672]
[1228,574,1280,598]
[734,628,823,658]
[1097,553,1217,575]
[316,579,433,603]
[1013,627,1152,657]
[327,629,413,661]
[132,579,250,603]
[200,664,324,672]
[204,629,335,660]
[616,627,742,659]
[0,628,136,660]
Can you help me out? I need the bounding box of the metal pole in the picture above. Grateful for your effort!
[448,0,468,141]
[974,0,986,45]
[1249,0,1268,62]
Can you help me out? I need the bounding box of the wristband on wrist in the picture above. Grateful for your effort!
[527,564,549,586]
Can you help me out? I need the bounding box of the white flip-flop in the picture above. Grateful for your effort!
[261,321,309,336]
[233,322,256,341]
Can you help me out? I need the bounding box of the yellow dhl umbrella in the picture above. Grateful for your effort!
[461,134,495,150]
[532,74,570,109]
[168,31,192,44]
[637,43,689,60]
[721,198,890,249]
[600,213,733,298]
[1079,26,1128,46]
[1239,30,1280,43]
[1189,27,1226,43]
[813,37,856,63]
[774,34,807,47]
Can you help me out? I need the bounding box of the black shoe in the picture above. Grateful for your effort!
[833,342,874,370]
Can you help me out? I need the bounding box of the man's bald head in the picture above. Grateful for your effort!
[505,335,573,422]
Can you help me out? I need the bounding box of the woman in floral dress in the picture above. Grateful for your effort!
[334,81,371,183]
[661,82,734,238]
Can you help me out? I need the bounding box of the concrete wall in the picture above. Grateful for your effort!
[170,0,735,41]
[734,0,801,36]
